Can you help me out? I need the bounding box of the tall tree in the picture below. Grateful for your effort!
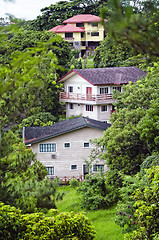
[95,63,159,175]
[101,0,159,58]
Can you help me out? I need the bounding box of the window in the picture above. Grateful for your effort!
[86,105,93,111]
[84,142,89,148]
[76,23,84,27]
[69,103,74,109]
[87,32,90,35]
[71,165,77,170]
[64,142,70,148]
[113,86,121,92]
[81,32,85,38]
[40,143,56,152]
[65,32,73,38]
[91,32,99,36]
[93,165,104,172]
[46,167,54,175]
[68,86,73,92]
[91,22,98,27]
[101,105,108,112]
[100,87,108,94]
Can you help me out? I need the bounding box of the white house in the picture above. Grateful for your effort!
[57,67,146,123]
[24,117,110,180]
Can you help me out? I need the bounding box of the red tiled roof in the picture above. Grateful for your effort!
[48,24,85,33]
[63,14,104,23]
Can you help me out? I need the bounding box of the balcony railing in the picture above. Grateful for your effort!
[59,92,115,104]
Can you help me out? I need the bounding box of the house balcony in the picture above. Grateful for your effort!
[59,92,115,104]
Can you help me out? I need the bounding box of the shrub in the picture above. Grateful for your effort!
[78,174,118,210]
[0,202,96,240]
[70,178,79,187]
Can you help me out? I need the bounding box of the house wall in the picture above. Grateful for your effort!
[31,127,107,180]
[84,22,105,42]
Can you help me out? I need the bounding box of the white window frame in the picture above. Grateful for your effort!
[100,87,109,94]
[93,164,104,172]
[113,86,122,92]
[46,166,54,175]
[39,143,56,153]
[64,142,71,148]
[101,105,108,112]
[71,165,78,170]
[86,105,93,112]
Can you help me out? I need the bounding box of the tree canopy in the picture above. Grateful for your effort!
[96,63,159,175]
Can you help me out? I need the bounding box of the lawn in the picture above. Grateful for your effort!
[56,185,124,240]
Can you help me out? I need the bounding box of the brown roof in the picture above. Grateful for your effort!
[63,14,104,23]
[57,67,146,85]
[48,24,85,33]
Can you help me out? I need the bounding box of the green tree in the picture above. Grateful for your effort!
[101,0,159,58]
[94,34,135,68]
[0,131,58,213]
[96,64,159,174]
[0,27,71,129]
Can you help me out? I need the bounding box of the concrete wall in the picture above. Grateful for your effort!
[31,127,107,179]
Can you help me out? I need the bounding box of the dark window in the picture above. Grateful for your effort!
[46,167,54,175]
[84,142,89,148]
[76,23,84,27]
[65,32,73,38]
[64,143,70,148]
[100,87,108,94]
[86,105,93,111]
[81,32,85,38]
[40,143,56,152]
[91,32,99,36]
[69,103,74,109]
[71,165,77,170]
[113,86,121,92]
[93,165,104,172]
[91,22,98,27]
[101,105,108,112]
[68,86,73,92]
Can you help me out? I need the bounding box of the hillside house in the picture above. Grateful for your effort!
[24,117,110,180]
[48,14,106,56]
[57,67,146,123]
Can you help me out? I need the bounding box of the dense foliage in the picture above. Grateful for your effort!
[96,64,159,174]
[0,202,96,239]
[0,27,71,128]
[0,131,58,213]
[102,0,159,58]
[94,34,135,68]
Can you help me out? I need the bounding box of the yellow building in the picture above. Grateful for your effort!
[48,14,106,56]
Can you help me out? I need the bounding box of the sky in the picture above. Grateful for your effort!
[0,0,58,20]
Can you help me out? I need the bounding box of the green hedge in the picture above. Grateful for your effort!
[0,202,96,239]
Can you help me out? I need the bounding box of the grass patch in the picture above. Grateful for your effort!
[56,185,124,240]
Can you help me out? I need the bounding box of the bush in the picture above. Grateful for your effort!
[70,178,79,187]
[78,174,118,210]
[0,202,96,240]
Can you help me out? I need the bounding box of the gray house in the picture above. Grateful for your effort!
[24,117,110,180]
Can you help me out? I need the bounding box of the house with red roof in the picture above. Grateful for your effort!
[48,14,106,56]
[57,67,146,123]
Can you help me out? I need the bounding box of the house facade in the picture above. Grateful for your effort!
[24,117,110,180]
[57,67,146,123]
[48,14,106,56]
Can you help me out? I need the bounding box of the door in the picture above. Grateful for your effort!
[83,165,89,179]
[86,87,92,101]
